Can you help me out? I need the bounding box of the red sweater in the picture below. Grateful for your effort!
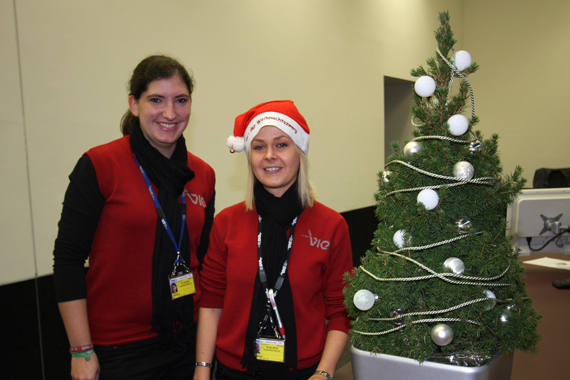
[85,137,215,345]
[200,201,353,371]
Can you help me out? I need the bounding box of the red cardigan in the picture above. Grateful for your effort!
[200,201,353,371]
[85,137,215,345]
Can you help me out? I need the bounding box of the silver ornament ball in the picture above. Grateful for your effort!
[470,139,482,154]
[453,161,474,180]
[484,290,497,311]
[499,308,512,324]
[431,323,454,346]
[493,178,502,191]
[500,304,517,323]
[390,308,407,326]
[403,141,423,160]
[443,257,465,275]
[455,217,472,233]
[382,171,392,184]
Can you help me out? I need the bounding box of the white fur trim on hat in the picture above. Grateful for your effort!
[243,112,310,155]
[227,135,245,152]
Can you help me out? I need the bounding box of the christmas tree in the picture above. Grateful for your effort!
[344,11,541,365]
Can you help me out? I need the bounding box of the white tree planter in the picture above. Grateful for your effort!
[351,345,513,380]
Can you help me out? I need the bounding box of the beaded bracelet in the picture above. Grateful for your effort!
[70,344,94,353]
[71,349,94,361]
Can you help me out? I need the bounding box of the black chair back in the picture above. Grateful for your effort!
[533,168,570,188]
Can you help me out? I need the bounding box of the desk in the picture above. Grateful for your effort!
[512,253,570,380]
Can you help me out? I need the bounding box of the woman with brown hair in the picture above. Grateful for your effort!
[53,55,215,380]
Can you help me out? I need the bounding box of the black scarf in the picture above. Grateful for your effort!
[241,182,305,379]
[130,122,196,349]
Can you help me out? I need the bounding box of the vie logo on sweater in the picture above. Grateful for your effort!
[183,189,207,208]
[301,230,330,250]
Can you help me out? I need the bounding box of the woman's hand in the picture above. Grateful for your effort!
[193,307,222,380]
[310,330,349,380]
[59,300,99,380]
[193,365,211,380]
[70,352,100,380]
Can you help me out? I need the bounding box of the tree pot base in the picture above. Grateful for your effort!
[350,345,513,380]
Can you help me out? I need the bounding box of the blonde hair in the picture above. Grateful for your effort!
[244,145,317,211]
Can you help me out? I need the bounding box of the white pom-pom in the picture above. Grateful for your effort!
[226,135,235,149]
[227,135,245,152]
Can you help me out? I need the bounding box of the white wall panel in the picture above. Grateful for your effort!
[0,0,35,285]
[464,0,570,182]
[2,0,466,281]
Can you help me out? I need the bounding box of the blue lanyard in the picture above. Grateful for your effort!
[134,154,187,265]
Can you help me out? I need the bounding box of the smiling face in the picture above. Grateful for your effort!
[128,75,191,157]
[250,126,301,198]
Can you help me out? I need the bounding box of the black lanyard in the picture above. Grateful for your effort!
[256,214,298,296]
[256,214,299,339]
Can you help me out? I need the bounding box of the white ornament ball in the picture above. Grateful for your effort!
[484,290,497,311]
[447,114,469,136]
[353,289,377,311]
[453,50,472,71]
[443,257,465,275]
[403,141,423,160]
[393,229,409,248]
[417,189,439,210]
[453,161,474,180]
[414,76,436,97]
[431,323,454,346]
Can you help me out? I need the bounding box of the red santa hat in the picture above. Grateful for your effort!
[227,100,310,156]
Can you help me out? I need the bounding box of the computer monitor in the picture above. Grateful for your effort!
[506,188,570,256]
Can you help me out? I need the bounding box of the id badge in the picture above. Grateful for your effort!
[255,337,285,362]
[168,272,196,300]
